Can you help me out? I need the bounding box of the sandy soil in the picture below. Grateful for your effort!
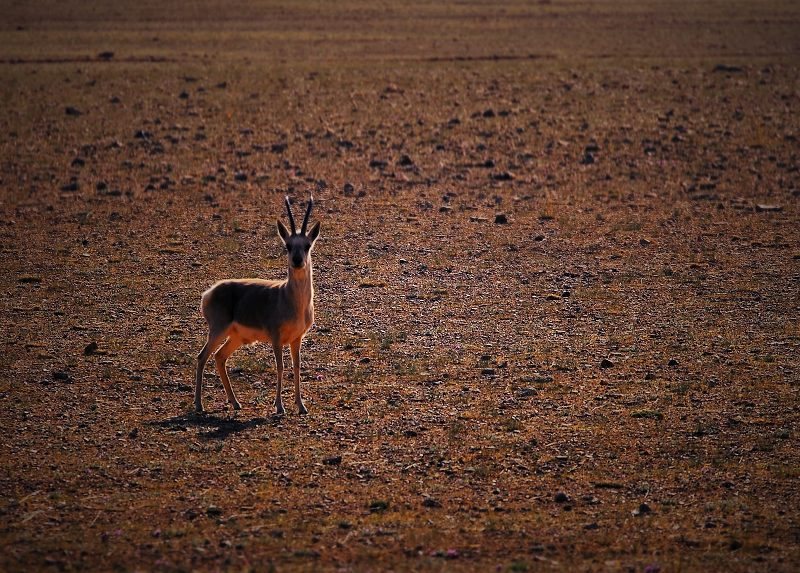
[1,1,798,571]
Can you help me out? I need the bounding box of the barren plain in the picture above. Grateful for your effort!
[1,1,799,571]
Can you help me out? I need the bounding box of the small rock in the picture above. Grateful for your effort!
[482,108,496,118]
[52,371,72,382]
[494,213,508,224]
[323,455,342,465]
[65,106,82,116]
[178,90,189,99]
[271,142,287,153]
[398,154,414,166]
[83,341,98,356]
[18,276,41,284]
[713,64,743,73]
[481,368,495,376]
[554,492,570,503]
[60,181,79,192]
[534,234,545,241]
[234,171,247,182]
[128,428,139,439]
[422,497,441,508]
[600,358,614,369]
[343,182,355,196]
[580,152,595,165]
[639,238,651,246]
[491,171,515,181]
[632,502,652,516]
[206,505,222,517]
[755,204,782,212]
[368,500,388,512]
[369,159,388,169]
[668,358,678,367]
[134,129,152,139]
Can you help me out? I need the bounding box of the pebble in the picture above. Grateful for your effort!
[554,492,570,503]
[323,455,342,466]
[83,341,98,356]
[52,371,72,382]
[755,204,782,212]
[668,359,678,366]
[422,497,441,508]
[491,171,515,181]
[494,213,508,224]
[206,506,222,517]
[343,182,355,196]
[600,358,614,369]
[65,106,82,116]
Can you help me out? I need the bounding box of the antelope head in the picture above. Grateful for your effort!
[277,195,321,273]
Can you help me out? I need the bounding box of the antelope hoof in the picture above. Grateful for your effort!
[231,400,242,410]
[297,402,308,415]
[275,401,286,416]
[195,402,204,413]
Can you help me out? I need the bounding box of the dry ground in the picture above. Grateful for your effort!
[1,1,799,571]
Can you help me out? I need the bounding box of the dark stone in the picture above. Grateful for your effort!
[494,213,508,224]
[323,456,342,466]
[554,492,570,503]
[600,358,614,369]
[65,106,82,116]
[491,171,515,181]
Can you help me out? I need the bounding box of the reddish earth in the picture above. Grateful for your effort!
[1,2,798,571]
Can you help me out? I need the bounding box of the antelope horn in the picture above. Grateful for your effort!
[284,195,297,234]
[301,195,313,234]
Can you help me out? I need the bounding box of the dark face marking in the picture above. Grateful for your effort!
[285,234,313,269]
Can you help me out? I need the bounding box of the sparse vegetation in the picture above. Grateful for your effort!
[1,1,799,572]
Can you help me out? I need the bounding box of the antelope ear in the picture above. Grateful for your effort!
[307,221,321,244]
[277,220,291,243]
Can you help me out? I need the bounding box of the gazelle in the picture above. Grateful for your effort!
[194,196,321,415]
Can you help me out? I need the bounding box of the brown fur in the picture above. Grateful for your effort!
[194,198,320,415]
